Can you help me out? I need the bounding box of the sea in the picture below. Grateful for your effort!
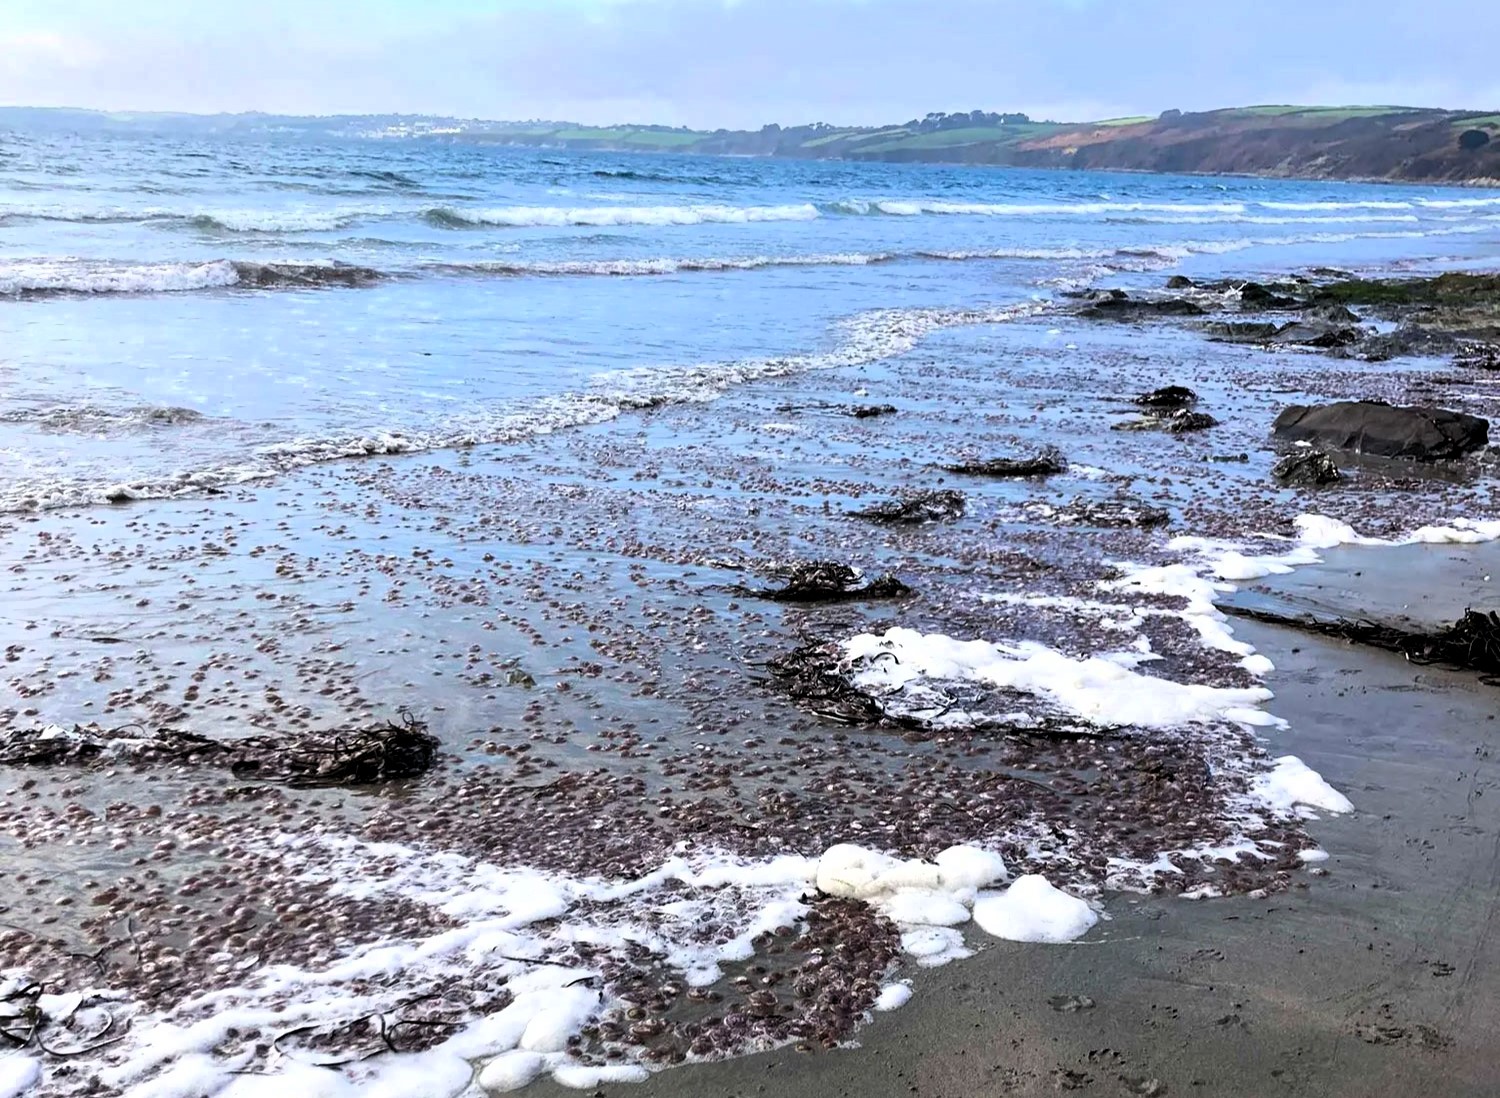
[3,132,1500,511]
[4,131,1500,1097]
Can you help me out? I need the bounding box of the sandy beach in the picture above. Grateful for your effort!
[5,200,1500,1094]
[608,547,1500,1098]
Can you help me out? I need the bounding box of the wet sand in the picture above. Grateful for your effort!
[616,556,1500,1098]
[6,292,1500,1094]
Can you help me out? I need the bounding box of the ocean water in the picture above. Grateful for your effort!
[3,131,1500,511]
[6,131,1500,1096]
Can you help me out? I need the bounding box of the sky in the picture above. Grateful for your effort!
[1,0,1498,128]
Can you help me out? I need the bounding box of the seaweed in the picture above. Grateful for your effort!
[1220,606,1500,679]
[850,490,965,524]
[0,712,440,786]
[941,447,1067,478]
[736,561,912,603]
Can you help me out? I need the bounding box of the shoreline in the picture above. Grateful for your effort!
[5,256,1500,1095]
[589,550,1500,1098]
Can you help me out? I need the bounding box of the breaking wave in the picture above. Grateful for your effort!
[0,404,208,432]
[423,202,822,228]
[0,258,384,297]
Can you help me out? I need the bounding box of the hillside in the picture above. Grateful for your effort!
[3,104,1499,184]
[468,107,1500,185]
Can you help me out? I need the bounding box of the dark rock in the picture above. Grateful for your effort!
[1272,450,1342,486]
[852,490,966,524]
[1238,281,1301,309]
[848,404,898,419]
[1134,385,1198,409]
[1272,401,1489,461]
[1205,321,1281,344]
[942,447,1066,477]
[1165,275,1195,289]
[1081,294,1206,321]
[1304,303,1360,325]
[1355,325,1460,362]
[1275,322,1363,348]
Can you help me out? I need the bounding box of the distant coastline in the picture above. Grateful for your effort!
[3,103,1499,186]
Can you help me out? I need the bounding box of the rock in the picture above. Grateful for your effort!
[1455,343,1500,370]
[1238,281,1301,309]
[1356,325,1459,362]
[942,447,1066,477]
[1080,293,1206,321]
[1134,385,1198,409]
[1162,410,1219,433]
[1274,321,1363,348]
[1165,275,1195,289]
[1115,409,1218,434]
[1272,450,1342,486]
[1205,321,1281,344]
[852,490,966,524]
[1273,401,1489,461]
[848,404,898,418]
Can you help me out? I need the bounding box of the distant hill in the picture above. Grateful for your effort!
[3,104,1499,185]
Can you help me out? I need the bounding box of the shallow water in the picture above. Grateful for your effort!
[3,132,1500,1096]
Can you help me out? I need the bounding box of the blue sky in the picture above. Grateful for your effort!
[2,0,1496,126]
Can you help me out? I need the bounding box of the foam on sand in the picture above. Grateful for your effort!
[841,628,1279,730]
[972,877,1100,944]
[9,835,1075,1096]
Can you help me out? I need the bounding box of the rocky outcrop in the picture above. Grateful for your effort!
[1272,401,1488,461]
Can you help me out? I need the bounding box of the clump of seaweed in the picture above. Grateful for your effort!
[851,490,966,524]
[763,643,886,725]
[1134,385,1199,409]
[738,561,913,603]
[0,712,439,786]
[1220,606,1500,679]
[941,447,1067,478]
[1053,497,1171,529]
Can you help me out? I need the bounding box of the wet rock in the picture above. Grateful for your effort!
[1134,386,1198,409]
[1115,409,1217,434]
[1355,325,1459,362]
[1272,400,1489,461]
[1165,275,1194,289]
[847,404,898,419]
[1455,342,1500,370]
[1274,321,1363,348]
[1237,281,1301,309]
[851,490,966,524]
[1080,292,1206,321]
[941,447,1066,478]
[1272,450,1342,486]
[1161,410,1218,433]
[1205,321,1281,344]
[742,561,913,603]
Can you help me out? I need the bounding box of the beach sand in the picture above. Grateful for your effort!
[593,549,1500,1098]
